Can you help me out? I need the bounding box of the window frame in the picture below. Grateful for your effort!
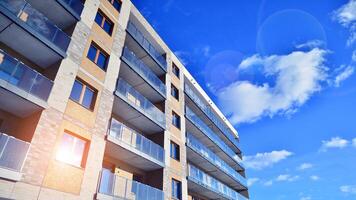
[171,178,182,200]
[170,141,180,161]
[172,63,180,79]
[172,111,181,129]
[94,10,114,35]
[56,131,89,168]
[171,84,179,100]
[87,42,109,70]
[69,79,97,111]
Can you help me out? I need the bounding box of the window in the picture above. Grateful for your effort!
[70,79,97,110]
[172,63,180,79]
[108,0,122,12]
[170,141,180,161]
[95,10,114,35]
[172,111,181,129]
[171,84,179,100]
[87,42,109,70]
[56,132,88,167]
[171,179,181,200]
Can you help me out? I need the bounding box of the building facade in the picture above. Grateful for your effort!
[0,0,249,199]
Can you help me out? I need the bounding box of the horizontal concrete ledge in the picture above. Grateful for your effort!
[0,167,22,181]
[96,192,125,200]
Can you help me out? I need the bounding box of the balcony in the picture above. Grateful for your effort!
[185,106,244,171]
[26,0,84,28]
[187,134,247,190]
[97,169,164,200]
[126,21,167,74]
[0,133,30,181]
[0,50,53,117]
[187,164,247,200]
[185,83,241,153]
[121,46,166,101]
[105,118,165,171]
[0,0,71,68]
[113,79,166,133]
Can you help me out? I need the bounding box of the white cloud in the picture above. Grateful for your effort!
[300,196,312,200]
[310,175,320,181]
[320,137,349,151]
[247,178,260,187]
[276,174,300,182]
[353,138,356,147]
[340,185,356,194]
[297,163,313,171]
[243,150,293,170]
[202,45,211,57]
[334,65,355,87]
[352,50,356,62]
[264,180,273,186]
[334,0,356,27]
[333,0,356,46]
[174,51,189,66]
[218,48,328,124]
[296,40,324,49]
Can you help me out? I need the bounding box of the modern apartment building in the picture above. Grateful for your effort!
[0,0,249,199]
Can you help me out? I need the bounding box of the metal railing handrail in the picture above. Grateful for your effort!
[122,47,166,97]
[108,118,165,163]
[0,49,54,101]
[0,133,30,172]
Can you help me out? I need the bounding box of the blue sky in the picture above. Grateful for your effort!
[131,0,356,199]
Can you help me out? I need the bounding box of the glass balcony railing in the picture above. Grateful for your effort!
[60,0,84,17]
[185,83,240,150]
[188,164,247,200]
[187,134,247,187]
[109,118,165,164]
[98,169,164,200]
[185,107,243,167]
[127,21,167,71]
[116,78,166,129]
[0,0,71,52]
[122,47,166,97]
[0,133,30,172]
[0,50,53,101]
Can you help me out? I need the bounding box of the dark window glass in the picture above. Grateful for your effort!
[171,179,181,199]
[87,42,109,70]
[82,87,95,110]
[97,52,108,69]
[103,20,113,35]
[111,0,121,11]
[172,112,181,129]
[172,63,180,79]
[70,80,83,102]
[95,10,113,35]
[87,44,97,62]
[94,12,103,26]
[70,78,97,111]
[170,141,180,161]
[171,84,179,100]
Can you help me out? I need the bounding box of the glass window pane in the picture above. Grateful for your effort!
[112,0,121,11]
[95,12,103,26]
[56,133,87,167]
[103,20,113,35]
[73,138,86,166]
[87,44,97,62]
[82,87,95,109]
[97,52,108,69]
[70,80,83,102]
